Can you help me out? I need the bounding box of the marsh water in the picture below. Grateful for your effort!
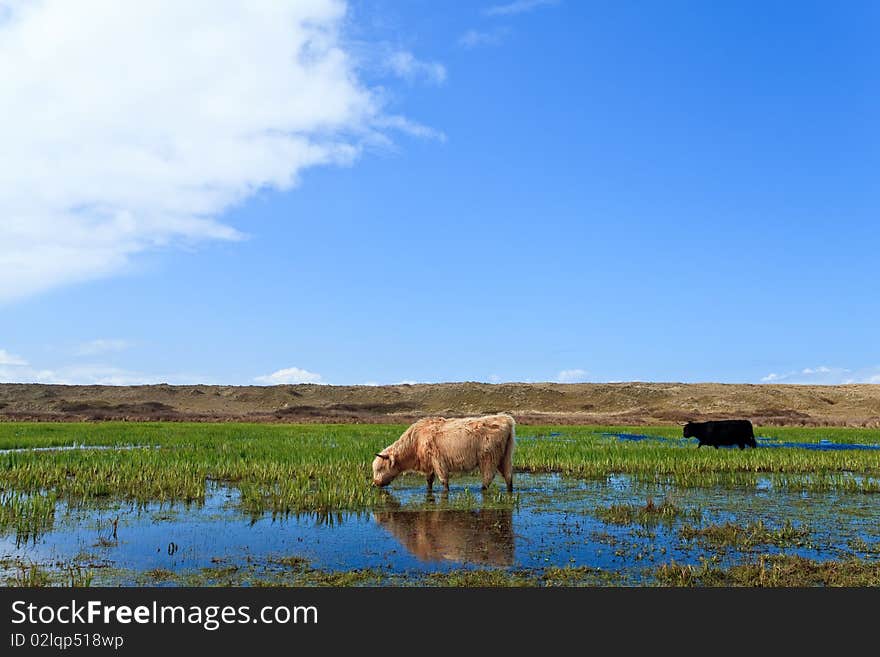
[604,432,880,451]
[3,469,879,585]
[3,430,880,584]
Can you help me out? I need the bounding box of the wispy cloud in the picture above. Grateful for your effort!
[75,339,133,357]
[0,345,208,384]
[458,28,510,49]
[384,50,447,84]
[373,115,447,142]
[484,0,559,17]
[760,365,880,385]
[556,368,589,383]
[0,1,440,304]
[254,367,324,385]
[0,363,209,386]
[0,349,28,366]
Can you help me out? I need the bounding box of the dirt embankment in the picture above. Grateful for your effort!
[1,382,879,427]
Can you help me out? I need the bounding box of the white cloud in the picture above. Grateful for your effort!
[0,349,28,366]
[801,366,832,375]
[384,50,447,84]
[0,363,208,385]
[254,366,324,385]
[458,28,509,49]
[484,0,559,17]
[760,365,880,385]
[0,0,436,303]
[75,338,132,356]
[556,368,589,383]
[0,346,208,385]
[373,115,447,142]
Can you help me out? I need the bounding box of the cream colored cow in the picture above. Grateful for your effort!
[372,413,515,492]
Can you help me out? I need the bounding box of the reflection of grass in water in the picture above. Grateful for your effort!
[656,554,880,587]
[4,561,93,587]
[429,487,520,511]
[679,520,812,550]
[0,490,56,543]
[7,562,52,587]
[64,564,94,587]
[1,422,879,516]
[595,497,702,526]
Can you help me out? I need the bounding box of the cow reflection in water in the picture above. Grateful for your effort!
[373,507,514,566]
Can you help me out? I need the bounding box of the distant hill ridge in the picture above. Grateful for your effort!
[1,382,879,426]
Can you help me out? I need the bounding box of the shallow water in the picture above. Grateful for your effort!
[600,431,880,451]
[0,444,156,455]
[2,473,878,585]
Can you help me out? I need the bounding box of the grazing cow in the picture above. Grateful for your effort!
[683,419,758,449]
[371,413,516,492]
[373,508,514,566]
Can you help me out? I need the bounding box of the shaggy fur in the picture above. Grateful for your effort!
[371,413,516,492]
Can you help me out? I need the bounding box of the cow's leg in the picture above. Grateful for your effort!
[713,445,719,449]
[498,464,514,492]
[738,443,745,450]
[436,468,449,492]
[480,456,496,491]
[481,468,495,491]
[499,433,515,492]
[426,472,435,492]
[432,459,449,492]
[697,442,702,449]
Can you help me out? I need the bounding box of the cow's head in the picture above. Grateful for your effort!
[682,422,695,438]
[372,452,400,487]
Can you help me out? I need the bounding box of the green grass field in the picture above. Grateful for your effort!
[1,422,879,534]
[2,422,880,587]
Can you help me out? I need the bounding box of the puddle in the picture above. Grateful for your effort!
[756,440,880,452]
[601,432,691,446]
[601,432,880,451]
[2,473,878,585]
[0,444,157,455]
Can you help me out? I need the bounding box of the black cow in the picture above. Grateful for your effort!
[683,420,757,449]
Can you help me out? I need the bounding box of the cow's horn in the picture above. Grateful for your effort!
[375,453,390,460]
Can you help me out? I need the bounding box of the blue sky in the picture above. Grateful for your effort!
[1,0,878,386]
